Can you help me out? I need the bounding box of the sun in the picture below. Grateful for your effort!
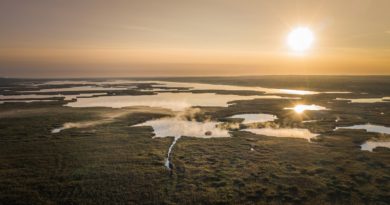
[293,105,307,114]
[287,27,314,52]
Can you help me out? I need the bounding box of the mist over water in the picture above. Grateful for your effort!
[133,108,231,169]
[243,128,318,142]
[134,117,230,138]
[51,121,105,133]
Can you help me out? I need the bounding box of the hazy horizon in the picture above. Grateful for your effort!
[1,0,390,77]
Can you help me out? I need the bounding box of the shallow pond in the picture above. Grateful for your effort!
[242,128,318,142]
[227,113,277,124]
[361,141,390,152]
[334,124,390,135]
[335,97,390,103]
[133,117,230,169]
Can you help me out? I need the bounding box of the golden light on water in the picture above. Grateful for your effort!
[293,105,307,114]
[285,104,328,114]
[287,27,314,52]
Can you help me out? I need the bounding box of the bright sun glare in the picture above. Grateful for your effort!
[291,104,326,114]
[287,27,314,52]
[293,105,307,114]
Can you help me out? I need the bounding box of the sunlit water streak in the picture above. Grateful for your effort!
[39,80,139,85]
[284,104,328,113]
[148,81,318,95]
[23,86,130,92]
[39,79,349,95]
[66,92,294,111]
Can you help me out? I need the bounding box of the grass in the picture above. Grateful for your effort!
[0,76,389,204]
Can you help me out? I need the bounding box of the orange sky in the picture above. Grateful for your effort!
[0,0,389,77]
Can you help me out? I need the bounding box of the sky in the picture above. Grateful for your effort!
[0,0,389,77]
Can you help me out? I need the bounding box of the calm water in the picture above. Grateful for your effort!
[1,93,106,101]
[5,79,389,154]
[66,92,292,111]
[227,113,277,124]
[284,104,328,113]
[334,124,390,134]
[133,117,231,169]
[40,79,347,95]
[336,97,390,103]
[24,86,129,92]
[361,141,390,152]
[133,117,230,138]
[243,128,318,142]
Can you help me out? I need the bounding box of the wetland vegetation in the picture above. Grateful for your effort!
[0,76,389,205]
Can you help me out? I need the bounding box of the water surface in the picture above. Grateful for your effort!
[227,113,277,124]
[24,86,129,92]
[66,92,291,111]
[134,118,230,138]
[361,141,390,152]
[284,104,328,113]
[243,128,318,142]
[334,124,390,134]
[335,97,390,103]
[1,93,106,101]
[40,80,323,95]
[133,117,230,169]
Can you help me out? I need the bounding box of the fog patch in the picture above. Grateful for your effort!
[135,118,230,139]
[51,121,106,133]
[133,108,231,169]
[52,107,172,134]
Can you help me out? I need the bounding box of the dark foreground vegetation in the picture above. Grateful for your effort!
[0,76,389,205]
